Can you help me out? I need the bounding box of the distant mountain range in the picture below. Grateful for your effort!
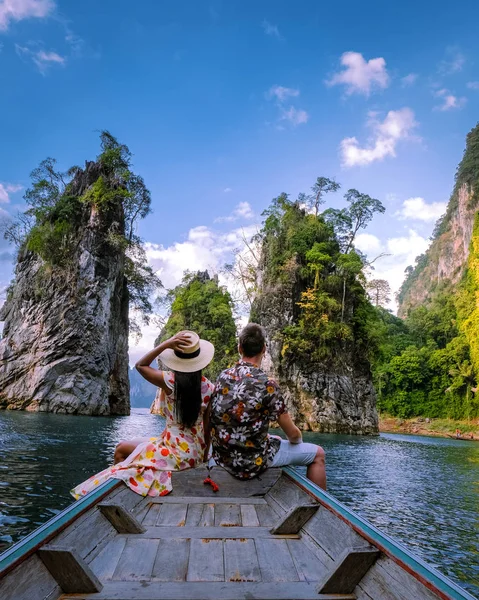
[129,367,157,409]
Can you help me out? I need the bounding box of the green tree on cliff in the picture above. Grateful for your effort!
[2,131,161,333]
[159,271,237,379]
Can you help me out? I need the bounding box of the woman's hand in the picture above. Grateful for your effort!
[166,333,190,351]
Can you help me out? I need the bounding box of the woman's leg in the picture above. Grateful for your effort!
[114,437,150,464]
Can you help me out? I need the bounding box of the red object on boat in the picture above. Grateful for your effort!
[203,476,219,492]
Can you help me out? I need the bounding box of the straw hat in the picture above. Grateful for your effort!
[159,331,215,373]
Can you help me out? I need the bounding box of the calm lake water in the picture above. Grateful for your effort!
[0,408,478,596]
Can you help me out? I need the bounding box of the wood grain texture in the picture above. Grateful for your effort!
[240,504,260,527]
[38,545,103,593]
[133,526,299,539]
[255,503,279,527]
[0,554,61,600]
[60,581,356,599]
[224,539,261,582]
[214,503,241,527]
[187,539,224,581]
[113,539,159,581]
[270,504,319,535]
[152,539,190,582]
[185,504,204,526]
[317,546,379,593]
[89,537,127,580]
[149,497,267,504]
[98,504,145,534]
[156,503,188,527]
[286,538,329,583]
[142,504,161,527]
[255,538,299,582]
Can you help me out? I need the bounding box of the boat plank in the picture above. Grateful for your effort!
[286,538,329,582]
[149,496,267,505]
[255,538,299,582]
[271,504,319,535]
[113,539,159,581]
[198,504,215,527]
[156,504,188,527]
[317,546,379,594]
[0,554,61,600]
[187,539,224,581]
[224,539,261,582]
[267,476,311,512]
[152,539,190,581]
[38,546,103,593]
[133,526,299,539]
[60,580,355,599]
[185,504,204,526]
[255,503,279,527]
[89,537,127,580]
[240,504,260,527]
[303,506,369,560]
[170,467,281,498]
[142,504,161,527]
[55,509,113,562]
[214,503,241,526]
[98,504,145,534]
[359,556,443,600]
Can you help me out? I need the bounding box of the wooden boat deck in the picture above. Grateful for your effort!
[0,466,476,600]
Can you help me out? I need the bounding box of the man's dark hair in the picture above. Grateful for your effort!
[239,323,266,357]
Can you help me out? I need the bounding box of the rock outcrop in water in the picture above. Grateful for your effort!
[251,190,379,434]
[0,162,130,415]
[0,132,158,415]
[253,273,378,434]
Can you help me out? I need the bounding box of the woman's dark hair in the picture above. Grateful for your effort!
[174,370,203,428]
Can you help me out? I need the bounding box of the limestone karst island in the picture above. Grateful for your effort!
[1,4,479,598]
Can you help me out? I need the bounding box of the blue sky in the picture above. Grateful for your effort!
[1,0,479,359]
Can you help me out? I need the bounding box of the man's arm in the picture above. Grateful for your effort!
[277,412,303,444]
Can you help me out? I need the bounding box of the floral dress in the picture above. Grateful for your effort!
[71,372,214,499]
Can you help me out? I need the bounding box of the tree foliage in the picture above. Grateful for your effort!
[256,177,383,369]
[159,271,237,379]
[2,131,161,332]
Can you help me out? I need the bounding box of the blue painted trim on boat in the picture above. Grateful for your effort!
[283,467,476,600]
[0,479,120,577]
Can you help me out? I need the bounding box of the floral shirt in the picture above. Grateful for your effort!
[210,360,286,479]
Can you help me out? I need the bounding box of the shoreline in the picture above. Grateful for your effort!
[379,416,479,441]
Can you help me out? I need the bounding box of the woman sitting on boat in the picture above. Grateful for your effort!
[71,331,215,499]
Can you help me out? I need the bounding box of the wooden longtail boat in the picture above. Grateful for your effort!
[0,466,475,600]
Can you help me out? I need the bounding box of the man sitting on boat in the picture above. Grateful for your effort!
[209,323,327,489]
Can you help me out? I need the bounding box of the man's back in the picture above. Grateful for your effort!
[210,360,285,479]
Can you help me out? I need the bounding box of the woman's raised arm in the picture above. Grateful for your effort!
[135,333,190,391]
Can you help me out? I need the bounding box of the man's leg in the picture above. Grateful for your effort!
[306,446,327,490]
[270,439,327,490]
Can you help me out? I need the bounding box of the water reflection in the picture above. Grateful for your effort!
[0,411,478,595]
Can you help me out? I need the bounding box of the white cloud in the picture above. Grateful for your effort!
[16,44,66,73]
[340,107,418,168]
[215,201,255,223]
[326,51,389,96]
[144,223,258,290]
[401,73,418,87]
[0,0,54,30]
[280,106,309,126]
[223,187,232,193]
[266,84,308,128]
[467,81,479,90]
[433,88,467,111]
[268,85,299,102]
[438,48,465,75]
[262,20,281,39]
[0,183,22,203]
[356,229,430,311]
[395,197,447,222]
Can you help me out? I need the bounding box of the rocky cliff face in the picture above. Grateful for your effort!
[0,162,130,415]
[398,124,479,316]
[254,273,378,435]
